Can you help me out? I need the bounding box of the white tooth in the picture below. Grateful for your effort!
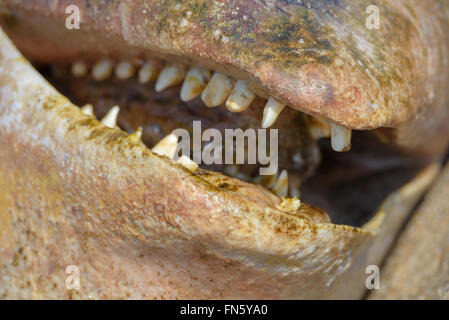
[92,59,113,81]
[180,67,210,102]
[225,80,255,112]
[80,104,94,117]
[261,97,286,128]
[129,127,143,143]
[101,105,120,128]
[138,62,157,84]
[289,176,301,198]
[276,197,301,213]
[151,133,178,159]
[177,155,198,172]
[331,123,352,152]
[71,61,88,77]
[308,116,331,139]
[115,60,135,79]
[155,64,185,92]
[272,169,288,197]
[201,72,233,107]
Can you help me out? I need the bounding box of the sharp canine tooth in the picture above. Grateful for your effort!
[201,72,233,107]
[272,169,288,197]
[101,105,120,128]
[138,62,157,84]
[155,64,184,92]
[331,123,352,152]
[71,61,88,77]
[177,155,198,172]
[276,197,301,213]
[80,104,94,117]
[151,133,178,159]
[225,80,255,112]
[261,97,286,128]
[180,67,210,102]
[92,59,113,81]
[115,60,135,79]
[129,127,143,143]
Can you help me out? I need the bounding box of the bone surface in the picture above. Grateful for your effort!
[101,106,120,128]
[262,97,286,128]
[225,80,256,112]
[276,197,301,212]
[201,72,233,107]
[155,64,184,92]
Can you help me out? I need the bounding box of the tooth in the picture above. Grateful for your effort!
[331,123,352,152]
[201,72,234,107]
[129,127,143,143]
[155,64,185,92]
[272,169,288,197]
[276,197,301,213]
[100,105,120,128]
[177,155,198,172]
[92,59,113,81]
[180,67,211,102]
[225,80,255,112]
[138,62,157,84]
[71,61,88,77]
[115,60,135,80]
[261,97,286,128]
[151,133,178,159]
[308,116,331,139]
[289,176,301,198]
[80,104,94,117]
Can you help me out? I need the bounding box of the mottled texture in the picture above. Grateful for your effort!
[369,162,449,300]
[1,0,449,155]
[0,26,439,299]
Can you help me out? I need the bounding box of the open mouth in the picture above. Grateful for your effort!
[0,1,448,299]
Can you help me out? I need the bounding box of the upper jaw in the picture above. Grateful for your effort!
[2,0,449,145]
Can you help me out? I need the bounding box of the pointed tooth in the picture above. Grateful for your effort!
[261,97,286,128]
[71,61,88,77]
[101,105,120,128]
[80,104,94,117]
[155,64,184,92]
[307,116,331,139]
[115,60,135,80]
[289,176,301,198]
[180,67,210,102]
[272,169,288,197]
[177,155,198,172]
[151,133,178,159]
[331,123,352,152]
[201,72,234,107]
[129,127,143,143]
[276,197,301,213]
[138,62,157,84]
[225,80,255,112]
[92,59,113,81]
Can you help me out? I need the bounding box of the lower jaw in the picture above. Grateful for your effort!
[0,28,441,299]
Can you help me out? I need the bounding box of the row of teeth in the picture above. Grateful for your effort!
[71,59,352,152]
[80,103,300,211]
